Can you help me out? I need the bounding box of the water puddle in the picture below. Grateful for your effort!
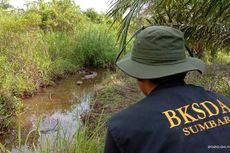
[0,69,108,151]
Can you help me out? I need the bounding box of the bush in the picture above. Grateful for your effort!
[75,23,118,67]
[44,32,80,77]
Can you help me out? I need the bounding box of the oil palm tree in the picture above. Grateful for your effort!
[107,0,230,58]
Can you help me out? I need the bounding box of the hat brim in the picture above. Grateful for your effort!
[116,53,205,79]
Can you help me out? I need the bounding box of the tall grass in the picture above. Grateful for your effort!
[75,23,118,67]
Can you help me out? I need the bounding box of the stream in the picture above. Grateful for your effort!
[0,69,108,152]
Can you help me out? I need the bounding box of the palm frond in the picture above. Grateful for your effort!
[107,0,152,52]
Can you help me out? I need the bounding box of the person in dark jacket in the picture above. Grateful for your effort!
[104,26,230,153]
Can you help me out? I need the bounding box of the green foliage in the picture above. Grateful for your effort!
[27,0,83,32]
[83,8,105,23]
[0,0,12,9]
[75,24,118,67]
[0,30,51,95]
[215,52,230,63]
[44,32,79,76]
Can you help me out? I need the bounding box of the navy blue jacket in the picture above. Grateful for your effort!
[105,81,230,153]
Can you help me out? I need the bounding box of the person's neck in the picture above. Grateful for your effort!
[145,83,158,96]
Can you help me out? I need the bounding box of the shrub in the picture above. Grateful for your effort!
[75,23,118,67]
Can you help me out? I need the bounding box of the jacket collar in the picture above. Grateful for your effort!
[149,79,186,95]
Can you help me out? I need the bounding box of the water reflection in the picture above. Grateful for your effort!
[38,95,91,149]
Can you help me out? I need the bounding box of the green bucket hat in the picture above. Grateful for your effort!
[116,26,205,79]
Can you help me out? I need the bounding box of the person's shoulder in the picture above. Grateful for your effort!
[188,83,229,99]
[205,89,230,103]
[107,97,146,127]
[106,91,168,132]
[107,95,151,128]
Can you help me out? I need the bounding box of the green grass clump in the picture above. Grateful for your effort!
[75,24,118,68]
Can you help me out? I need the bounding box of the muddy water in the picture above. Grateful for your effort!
[1,69,108,151]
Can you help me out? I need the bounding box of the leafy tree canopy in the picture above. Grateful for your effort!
[108,0,230,58]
